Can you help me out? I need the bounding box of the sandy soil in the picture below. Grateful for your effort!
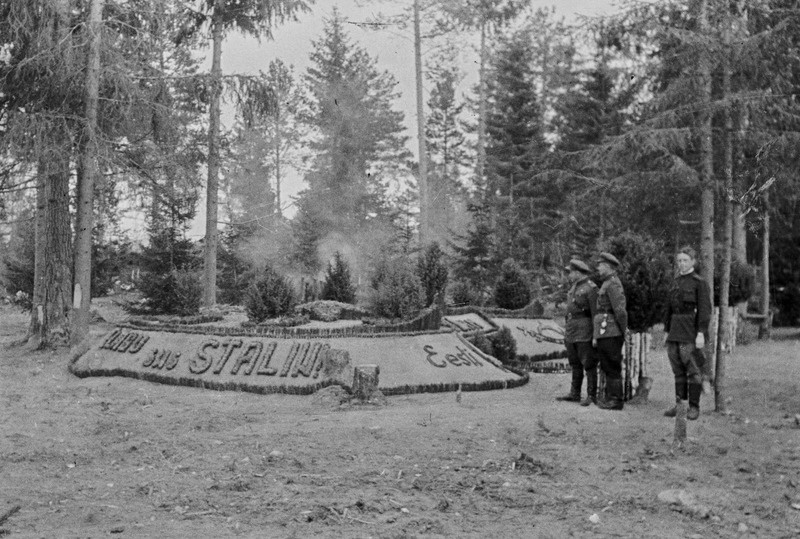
[1,305,800,538]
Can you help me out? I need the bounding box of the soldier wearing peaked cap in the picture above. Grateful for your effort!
[557,259,599,405]
[593,252,628,411]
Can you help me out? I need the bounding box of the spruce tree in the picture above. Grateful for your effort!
[301,8,409,232]
[425,62,470,244]
[416,242,449,307]
[321,251,356,304]
[484,29,552,269]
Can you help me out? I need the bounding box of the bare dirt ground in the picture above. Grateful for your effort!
[1,304,800,538]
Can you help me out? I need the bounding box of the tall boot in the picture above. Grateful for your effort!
[557,368,583,402]
[581,368,597,406]
[687,383,702,420]
[664,381,687,417]
[597,378,624,410]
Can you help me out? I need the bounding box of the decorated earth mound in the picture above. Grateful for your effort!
[71,322,528,396]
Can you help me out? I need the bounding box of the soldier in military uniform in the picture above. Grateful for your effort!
[593,252,628,411]
[663,247,711,420]
[557,259,599,405]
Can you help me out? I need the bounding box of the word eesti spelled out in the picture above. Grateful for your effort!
[100,328,485,379]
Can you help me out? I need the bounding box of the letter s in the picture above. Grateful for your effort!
[189,339,218,374]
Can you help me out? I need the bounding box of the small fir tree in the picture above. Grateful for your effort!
[494,258,530,310]
[370,259,425,319]
[321,251,356,304]
[244,265,296,323]
[416,242,449,307]
[601,231,673,333]
[489,326,517,364]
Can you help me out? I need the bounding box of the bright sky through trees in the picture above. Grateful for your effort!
[189,0,621,233]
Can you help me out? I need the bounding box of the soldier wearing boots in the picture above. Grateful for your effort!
[663,247,711,420]
[593,252,628,411]
[556,259,598,405]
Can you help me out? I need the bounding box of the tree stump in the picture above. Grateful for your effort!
[352,365,380,402]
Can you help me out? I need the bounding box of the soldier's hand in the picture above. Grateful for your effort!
[695,333,705,349]
[592,338,597,348]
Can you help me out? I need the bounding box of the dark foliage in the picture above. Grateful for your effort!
[494,258,531,310]
[135,226,202,315]
[321,251,356,304]
[370,258,425,319]
[713,253,756,306]
[470,333,494,357]
[417,242,448,307]
[449,280,479,306]
[217,229,255,306]
[0,211,34,301]
[244,265,296,323]
[601,231,673,332]
[92,237,134,298]
[489,326,517,364]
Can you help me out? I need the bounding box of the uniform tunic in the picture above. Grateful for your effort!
[593,274,628,340]
[664,271,711,343]
[564,278,598,344]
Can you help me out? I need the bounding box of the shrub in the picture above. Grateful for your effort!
[244,266,296,323]
[0,210,35,304]
[135,224,202,314]
[449,280,478,306]
[713,255,756,306]
[417,242,448,307]
[370,259,425,319]
[470,333,494,356]
[600,231,673,332]
[494,258,530,310]
[321,251,356,304]
[489,326,517,364]
[137,269,202,316]
[217,231,255,306]
[92,237,134,297]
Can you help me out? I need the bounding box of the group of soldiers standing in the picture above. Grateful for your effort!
[558,247,712,419]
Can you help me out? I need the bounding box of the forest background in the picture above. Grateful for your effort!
[1,0,799,367]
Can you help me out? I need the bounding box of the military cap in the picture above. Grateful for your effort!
[564,258,592,274]
[598,252,621,267]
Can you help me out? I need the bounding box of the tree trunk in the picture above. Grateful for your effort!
[696,0,715,302]
[203,0,224,307]
[414,0,429,245]
[72,0,104,344]
[30,140,73,348]
[732,2,749,265]
[29,0,73,348]
[476,22,487,194]
[30,161,46,340]
[715,42,733,414]
[759,189,771,339]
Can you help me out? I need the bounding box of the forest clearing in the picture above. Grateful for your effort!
[2,304,799,538]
